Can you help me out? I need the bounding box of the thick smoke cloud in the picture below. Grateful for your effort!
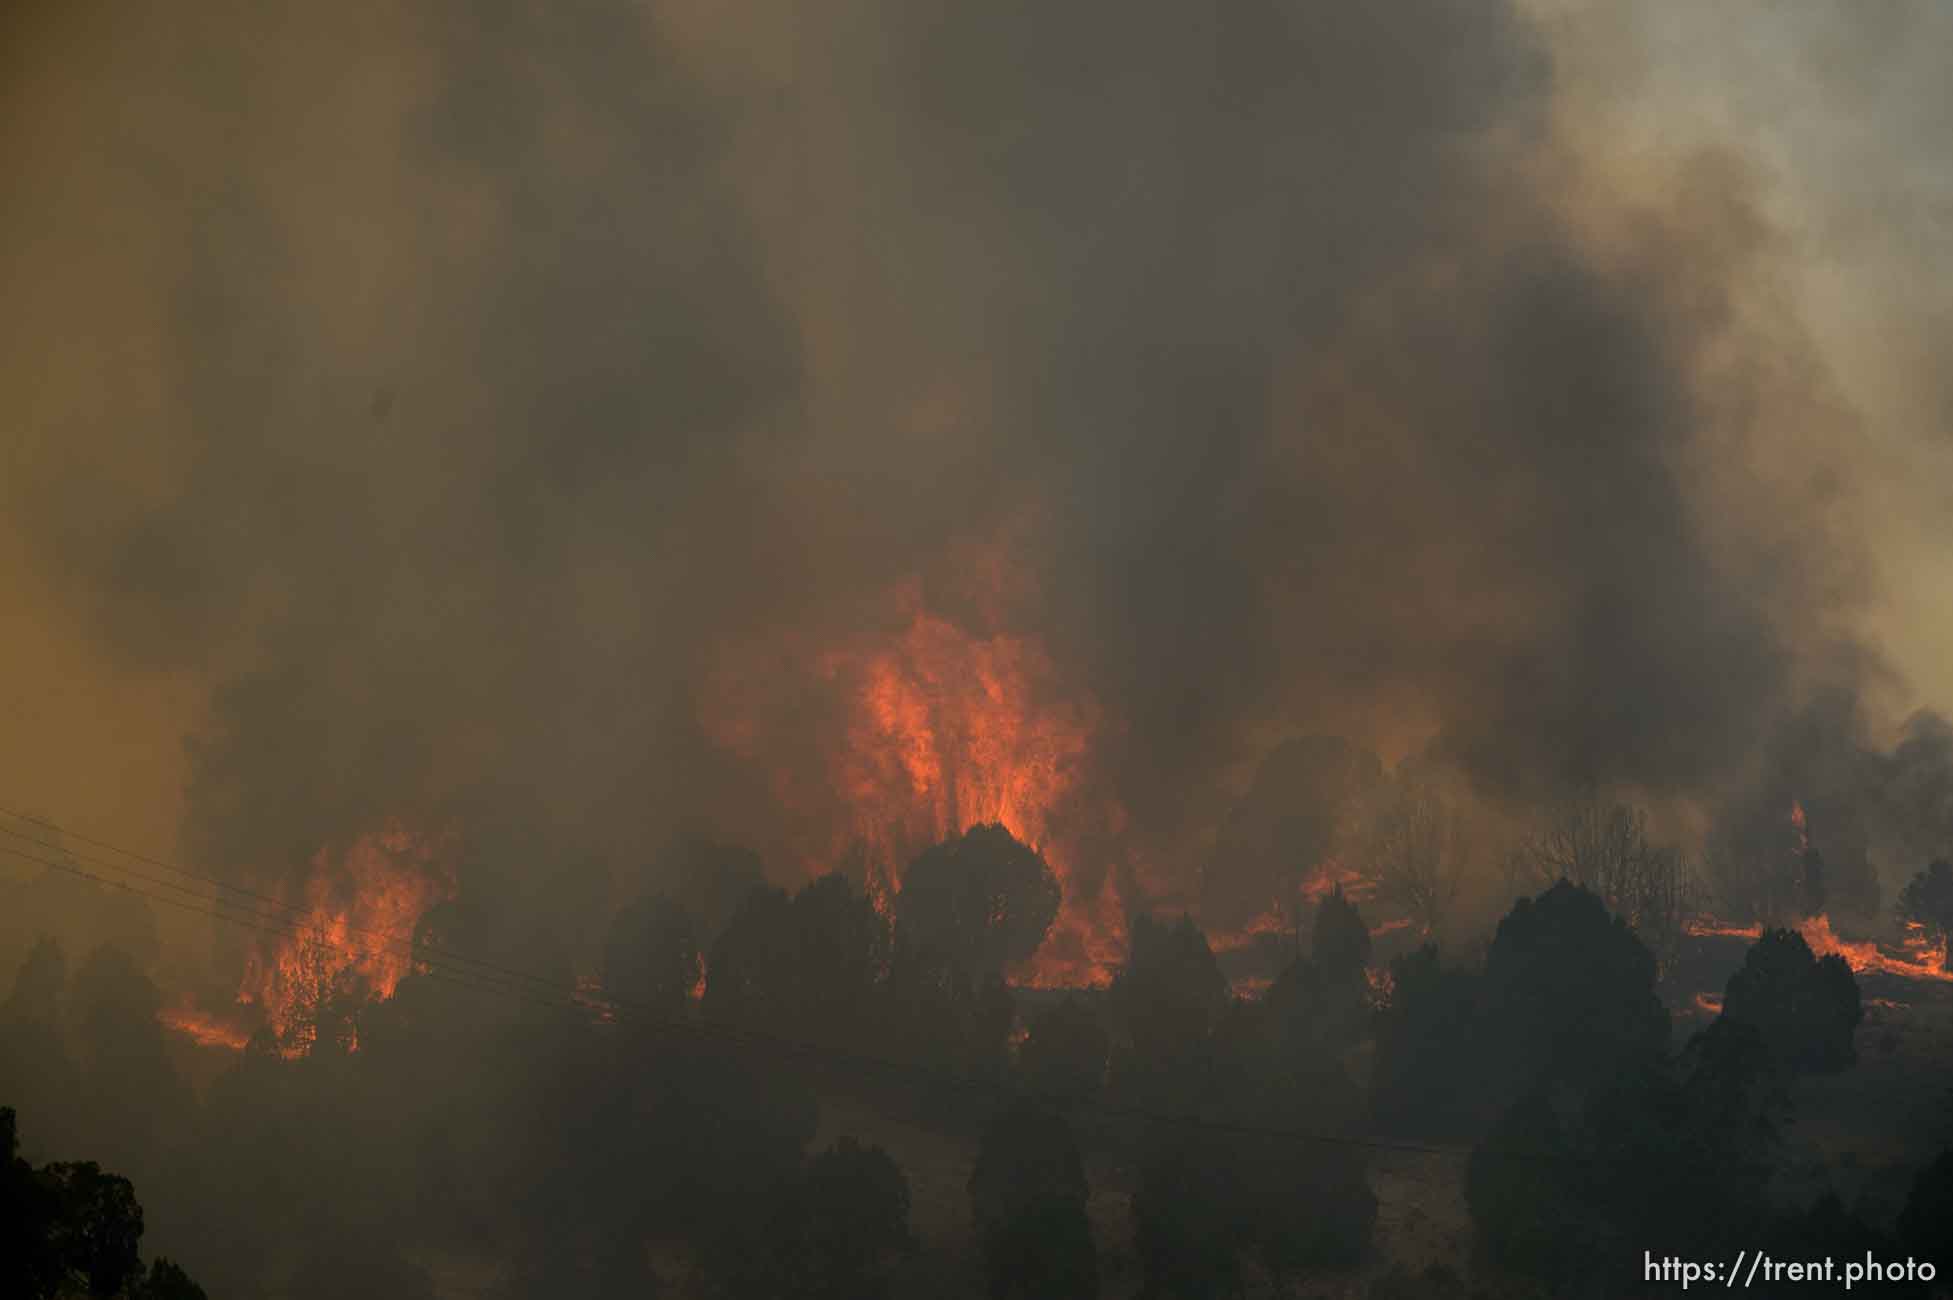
[2,0,1940,933]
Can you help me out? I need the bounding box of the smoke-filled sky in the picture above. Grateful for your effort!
[5,0,1951,929]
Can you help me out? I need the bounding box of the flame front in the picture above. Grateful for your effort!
[705,593,1132,986]
[824,608,1093,876]
[238,825,457,1050]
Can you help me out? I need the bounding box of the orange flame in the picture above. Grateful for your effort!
[1685,912,1950,984]
[1685,917,1765,940]
[1794,914,1951,983]
[238,825,457,1050]
[706,592,1134,987]
[157,1002,251,1051]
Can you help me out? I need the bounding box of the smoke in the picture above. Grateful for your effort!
[3,0,1947,934]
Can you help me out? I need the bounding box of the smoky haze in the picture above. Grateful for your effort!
[1,0,1944,926]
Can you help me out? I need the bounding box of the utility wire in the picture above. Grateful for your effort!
[0,805,1558,1164]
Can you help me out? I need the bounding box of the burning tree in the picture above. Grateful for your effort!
[1516,797,1692,978]
[278,922,362,1057]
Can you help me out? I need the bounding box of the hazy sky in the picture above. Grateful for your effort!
[4,0,1948,912]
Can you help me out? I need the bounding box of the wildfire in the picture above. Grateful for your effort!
[1209,908,1292,955]
[1693,991,1724,1017]
[705,588,1134,987]
[1302,859,1376,905]
[1685,913,1950,984]
[825,607,1093,875]
[1793,914,1951,984]
[236,824,457,1050]
[1685,917,1765,940]
[157,1001,251,1052]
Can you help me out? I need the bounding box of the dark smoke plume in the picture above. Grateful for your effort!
[1,0,1938,925]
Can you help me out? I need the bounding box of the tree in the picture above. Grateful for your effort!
[3,936,66,1024]
[1718,928,1862,1074]
[602,894,700,1017]
[897,823,1061,978]
[703,874,889,1049]
[969,1101,1096,1300]
[1366,767,1458,936]
[1469,1025,1779,1295]
[1897,860,1953,951]
[1017,997,1108,1104]
[1369,944,1494,1139]
[1131,1132,1238,1300]
[1311,884,1371,986]
[1,1107,204,1300]
[1482,881,1670,1091]
[1107,914,1229,1112]
[710,1138,914,1300]
[1897,1150,1953,1260]
[1212,1041,1376,1281]
[1518,798,1691,979]
[132,1258,208,1300]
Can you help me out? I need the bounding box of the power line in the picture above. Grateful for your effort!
[0,815,582,1002]
[0,805,1482,1161]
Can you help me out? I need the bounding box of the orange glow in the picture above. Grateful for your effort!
[572,974,618,1026]
[1794,913,1951,983]
[1209,907,1292,955]
[1693,991,1724,1016]
[1012,867,1129,989]
[706,588,1134,987]
[238,824,457,1051]
[1301,859,1375,905]
[157,1002,250,1051]
[824,608,1092,872]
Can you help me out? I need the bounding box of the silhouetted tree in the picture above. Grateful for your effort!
[1470,1019,1783,1292]
[1261,950,1368,1057]
[970,1101,1096,1300]
[883,937,1015,1097]
[1897,1149,1953,1260]
[1481,881,1669,1090]
[1311,884,1371,986]
[1214,1046,1376,1281]
[132,1257,208,1300]
[1131,1133,1237,1300]
[1107,914,1229,1112]
[703,874,889,1048]
[1719,928,1862,1074]
[897,824,1061,977]
[1017,997,1108,1104]
[1518,798,1691,978]
[1897,860,1953,950]
[602,894,700,1016]
[67,945,191,1168]
[1,1107,204,1300]
[3,936,66,1023]
[1369,944,1492,1139]
[711,1138,913,1300]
